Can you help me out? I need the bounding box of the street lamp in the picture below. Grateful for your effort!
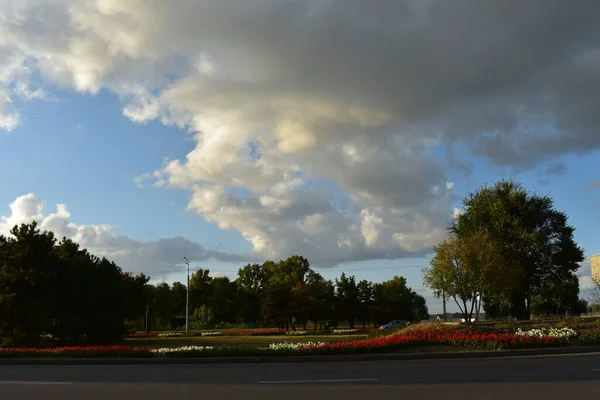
[183,257,190,334]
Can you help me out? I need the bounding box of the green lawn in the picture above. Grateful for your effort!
[123,334,368,349]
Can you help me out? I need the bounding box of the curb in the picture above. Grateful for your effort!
[1,346,600,365]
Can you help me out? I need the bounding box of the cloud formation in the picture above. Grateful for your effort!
[0,194,247,278]
[2,0,600,265]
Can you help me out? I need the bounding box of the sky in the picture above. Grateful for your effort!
[1,0,600,314]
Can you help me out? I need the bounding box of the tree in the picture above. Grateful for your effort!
[451,180,584,320]
[335,273,360,328]
[171,282,187,316]
[208,276,238,324]
[189,268,212,312]
[305,271,333,329]
[357,280,374,328]
[236,263,269,326]
[0,223,148,346]
[147,282,178,329]
[530,274,587,316]
[0,223,58,345]
[423,232,507,323]
[374,276,428,323]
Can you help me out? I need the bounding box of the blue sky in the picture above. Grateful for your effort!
[1,1,600,314]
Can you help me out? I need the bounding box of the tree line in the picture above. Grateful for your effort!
[0,223,428,346]
[144,255,428,331]
[0,223,148,346]
[424,179,587,322]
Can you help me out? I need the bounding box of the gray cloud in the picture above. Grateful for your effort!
[2,0,600,266]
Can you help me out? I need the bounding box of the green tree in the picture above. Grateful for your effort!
[0,223,148,345]
[191,304,215,329]
[335,273,360,328]
[306,271,334,329]
[530,274,587,316]
[423,232,507,323]
[374,276,427,323]
[189,268,212,311]
[208,276,238,324]
[451,180,584,320]
[357,280,374,328]
[236,263,269,326]
[147,282,178,329]
[0,223,58,345]
[171,281,187,316]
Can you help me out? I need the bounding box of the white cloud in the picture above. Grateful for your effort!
[0,194,249,278]
[2,1,600,265]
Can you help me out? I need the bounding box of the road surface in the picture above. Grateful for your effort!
[1,353,599,399]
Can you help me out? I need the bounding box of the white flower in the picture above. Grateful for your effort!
[515,327,577,338]
[332,329,357,334]
[152,346,214,354]
[268,342,325,351]
[157,332,184,338]
[285,330,307,336]
[201,331,223,337]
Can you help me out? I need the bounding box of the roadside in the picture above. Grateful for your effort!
[1,344,599,365]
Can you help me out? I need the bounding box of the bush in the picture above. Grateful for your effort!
[578,330,600,346]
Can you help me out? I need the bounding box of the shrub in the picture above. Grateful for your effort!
[579,330,600,346]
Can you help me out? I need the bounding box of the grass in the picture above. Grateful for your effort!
[123,334,369,349]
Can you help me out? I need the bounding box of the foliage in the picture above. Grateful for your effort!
[162,258,427,331]
[530,275,588,316]
[578,330,600,346]
[449,179,585,320]
[0,223,148,346]
[424,232,506,323]
[0,222,428,346]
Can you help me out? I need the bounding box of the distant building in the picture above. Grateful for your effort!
[591,254,600,280]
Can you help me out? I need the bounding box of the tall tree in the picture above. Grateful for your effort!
[375,276,428,323]
[189,268,212,311]
[451,180,584,320]
[423,232,508,323]
[0,223,58,345]
[357,280,374,328]
[335,273,360,328]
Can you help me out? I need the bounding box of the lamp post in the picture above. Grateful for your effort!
[183,257,190,334]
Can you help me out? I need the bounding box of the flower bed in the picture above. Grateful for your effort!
[302,327,569,354]
[1,327,573,358]
[157,332,183,338]
[0,346,152,358]
[332,329,358,335]
[124,328,377,339]
[285,330,307,336]
[515,327,577,338]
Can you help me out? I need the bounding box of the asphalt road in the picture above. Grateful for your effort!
[1,353,599,399]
